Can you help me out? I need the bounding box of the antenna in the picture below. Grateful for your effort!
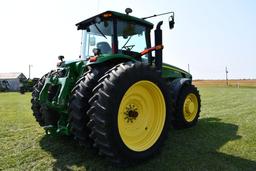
[97,0,100,12]
[225,66,229,86]
[188,64,190,73]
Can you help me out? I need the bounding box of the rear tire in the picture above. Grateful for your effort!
[68,66,111,144]
[172,84,201,129]
[87,61,173,165]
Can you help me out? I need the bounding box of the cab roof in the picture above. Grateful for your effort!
[76,11,154,30]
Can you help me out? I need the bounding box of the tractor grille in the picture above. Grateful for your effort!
[48,85,61,102]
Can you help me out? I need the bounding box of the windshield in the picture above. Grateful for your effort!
[80,18,148,59]
[117,20,147,55]
[80,19,113,59]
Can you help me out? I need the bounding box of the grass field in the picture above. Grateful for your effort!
[0,86,256,170]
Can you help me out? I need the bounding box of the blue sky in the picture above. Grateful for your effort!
[0,0,255,79]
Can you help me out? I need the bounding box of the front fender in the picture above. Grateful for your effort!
[170,78,192,103]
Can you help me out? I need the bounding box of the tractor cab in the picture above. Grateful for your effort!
[76,11,154,61]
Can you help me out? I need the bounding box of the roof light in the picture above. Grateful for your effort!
[103,13,112,18]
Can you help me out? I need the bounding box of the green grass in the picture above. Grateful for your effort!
[0,87,256,170]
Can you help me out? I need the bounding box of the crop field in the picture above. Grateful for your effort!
[193,79,256,88]
[0,86,256,170]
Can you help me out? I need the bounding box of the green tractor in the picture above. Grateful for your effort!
[31,9,201,165]
[0,80,10,92]
[20,78,39,94]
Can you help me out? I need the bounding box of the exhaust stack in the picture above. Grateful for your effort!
[155,21,163,72]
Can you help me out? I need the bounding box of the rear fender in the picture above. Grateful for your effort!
[86,54,136,66]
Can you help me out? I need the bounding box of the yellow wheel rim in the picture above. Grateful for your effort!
[118,80,166,152]
[183,93,198,122]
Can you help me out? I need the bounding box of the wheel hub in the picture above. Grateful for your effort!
[183,93,198,122]
[124,104,138,123]
[185,99,195,114]
[189,103,194,112]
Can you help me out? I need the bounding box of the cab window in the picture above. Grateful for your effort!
[117,20,147,55]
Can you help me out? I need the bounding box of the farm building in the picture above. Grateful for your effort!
[0,72,27,91]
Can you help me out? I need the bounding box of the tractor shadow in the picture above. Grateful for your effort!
[39,117,256,171]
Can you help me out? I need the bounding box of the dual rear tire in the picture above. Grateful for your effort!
[69,61,173,164]
[68,66,110,143]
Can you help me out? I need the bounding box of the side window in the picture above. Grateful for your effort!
[80,20,113,58]
[88,35,112,56]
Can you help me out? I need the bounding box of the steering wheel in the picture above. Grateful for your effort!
[121,45,135,51]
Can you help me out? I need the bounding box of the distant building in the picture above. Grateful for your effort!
[0,72,27,91]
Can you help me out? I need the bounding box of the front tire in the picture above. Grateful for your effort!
[172,84,201,129]
[31,71,61,127]
[87,62,173,165]
[31,74,48,126]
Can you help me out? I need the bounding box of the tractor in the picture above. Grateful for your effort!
[31,9,201,165]
[20,78,39,94]
[0,80,10,92]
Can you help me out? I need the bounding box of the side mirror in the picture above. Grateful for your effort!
[58,55,64,61]
[89,36,96,46]
[169,13,175,29]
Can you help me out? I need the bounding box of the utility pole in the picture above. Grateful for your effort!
[29,64,33,79]
[225,66,229,86]
[188,64,190,73]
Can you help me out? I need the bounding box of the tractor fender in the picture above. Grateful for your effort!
[170,78,192,103]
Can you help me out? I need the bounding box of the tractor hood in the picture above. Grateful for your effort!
[162,63,192,79]
[57,59,85,68]
[57,59,86,78]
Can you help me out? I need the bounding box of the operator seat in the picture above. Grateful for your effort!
[97,42,112,54]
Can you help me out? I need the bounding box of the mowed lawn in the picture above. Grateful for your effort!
[0,87,256,170]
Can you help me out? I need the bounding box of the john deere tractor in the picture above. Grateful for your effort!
[31,9,201,165]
